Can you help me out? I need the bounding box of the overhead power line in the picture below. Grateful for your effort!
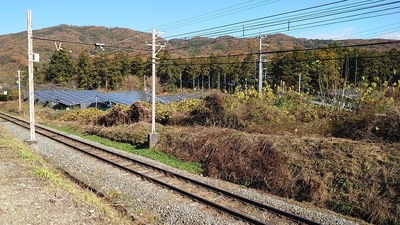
[157,0,281,31]
[166,0,400,39]
[31,1,400,59]
[160,40,400,61]
[332,21,400,40]
[138,52,400,68]
[250,5,400,37]
[163,0,348,39]
[239,0,399,37]
[109,0,282,47]
[32,36,151,52]
[162,1,400,54]
[32,37,96,47]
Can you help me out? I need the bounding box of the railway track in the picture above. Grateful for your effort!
[0,111,321,225]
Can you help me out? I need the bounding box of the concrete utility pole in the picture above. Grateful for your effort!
[298,73,302,94]
[27,9,36,142]
[147,28,165,148]
[258,35,269,92]
[27,10,39,142]
[17,70,22,112]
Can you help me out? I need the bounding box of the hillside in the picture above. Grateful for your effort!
[0,24,398,82]
[0,25,149,80]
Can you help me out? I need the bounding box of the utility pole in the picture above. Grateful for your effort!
[27,9,36,142]
[17,70,22,112]
[147,28,165,148]
[27,10,39,142]
[298,73,301,94]
[258,34,269,92]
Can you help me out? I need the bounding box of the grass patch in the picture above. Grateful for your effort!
[387,154,400,163]
[20,148,39,165]
[34,167,63,186]
[49,125,203,175]
[129,148,203,175]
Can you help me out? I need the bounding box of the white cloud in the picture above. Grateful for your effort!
[375,32,400,40]
[312,27,356,40]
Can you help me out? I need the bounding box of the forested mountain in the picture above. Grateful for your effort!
[0,24,399,93]
[0,25,148,79]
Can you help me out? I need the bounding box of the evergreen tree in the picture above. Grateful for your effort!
[32,63,46,84]
[130,55,145,77]
[241,54,256,89]
[199,57,211,90]
[107,52,131,90]
[46,49,74,85]
[114,52,131,77]
[225,56,242,93]
[173,57,186,91]
[270,47,310,90]
[75,50,92,89]
[130,55,146,90]
[184,58,201,90]
[209,54,221,90]
[92,52,109,91]
[158,51,180,91]
[384,48,400,84]
[220,56,229,91]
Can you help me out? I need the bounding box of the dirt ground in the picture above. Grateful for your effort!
[0,125,134,225]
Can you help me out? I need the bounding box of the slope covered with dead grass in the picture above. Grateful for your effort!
[54,120,399,224]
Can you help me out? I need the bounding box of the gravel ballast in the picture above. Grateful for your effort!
[1,119,366,225]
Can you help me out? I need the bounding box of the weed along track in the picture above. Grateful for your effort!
[0,112,321,225]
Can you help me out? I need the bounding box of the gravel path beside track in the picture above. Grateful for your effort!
[0,126,134,225]
[1,119,366,225]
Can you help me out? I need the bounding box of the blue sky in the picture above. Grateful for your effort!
[1,0,400,40]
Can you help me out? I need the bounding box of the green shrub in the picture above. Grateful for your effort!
[0,94,9,101]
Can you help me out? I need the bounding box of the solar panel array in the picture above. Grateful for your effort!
[28,90,203,109]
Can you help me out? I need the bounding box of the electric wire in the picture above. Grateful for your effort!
[163,0,348,39]
[167,0,400,39]
[110,0,346,46]
[160,40,400,62]
[164,8,400,54]
[108,32,151,46]
[359,27,400,39]
[239,0,392,36]
[241,0,382,29]
[137,52,400,68]
[168,0,374,38]
[122,0,399,47]
[251,7,400,38]
[156,0,281,31]
[331,21,400,40]
[108,0,281,47]
[32,36,151,52]
[29,1,400,61]
[161,0,400,54]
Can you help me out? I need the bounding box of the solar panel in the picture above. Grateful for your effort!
[158,93,203,103]
[29,90,203,109]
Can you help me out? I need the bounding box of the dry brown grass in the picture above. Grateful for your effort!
[157,126,400,224]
